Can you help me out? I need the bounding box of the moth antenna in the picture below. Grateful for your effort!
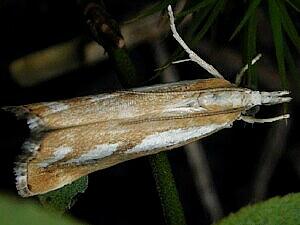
[235,53,262,85]
[239,114,290,124]
[167,5,224,79]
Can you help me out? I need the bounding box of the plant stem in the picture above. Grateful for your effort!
[149,153,187,225]
[80,1,187,224]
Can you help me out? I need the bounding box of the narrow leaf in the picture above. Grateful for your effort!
[192,0,226,45]
[176,0,215,18]
[245,12,258,88]
[277,0,300,52]
[285,42,300,84]
[268,0,288,88]
[126,0,178,23]
[230,0,262,40]
[185,1,216,40]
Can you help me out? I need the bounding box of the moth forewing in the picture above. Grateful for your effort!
[24,111,240,196]
[6,78,233,132]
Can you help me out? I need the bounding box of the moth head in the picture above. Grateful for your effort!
[247,90,291,107]
[260,91,292,105]
[240,90,291,124]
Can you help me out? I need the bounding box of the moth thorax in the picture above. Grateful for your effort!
[247,91,262,108]
[197,90,261,109]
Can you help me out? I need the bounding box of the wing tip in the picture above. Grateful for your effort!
[14,163,32,197]
[14,139,41,197]
[2,105,45,133]
[2,105,29,119]
[2,106,49,197]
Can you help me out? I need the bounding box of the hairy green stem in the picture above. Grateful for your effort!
[110,45,187,224]
[110,44,187,225]
[81,1,187,224]
[149,153,187,225]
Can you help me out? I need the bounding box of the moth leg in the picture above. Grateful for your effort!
[235,54,262,85]
[239,114,289,124]
[167,5,224,79]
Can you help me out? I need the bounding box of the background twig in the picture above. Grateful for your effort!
[252,121,290,202]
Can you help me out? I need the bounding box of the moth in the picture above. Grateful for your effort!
[3,5,291,197]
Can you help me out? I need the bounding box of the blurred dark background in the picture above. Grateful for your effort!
[0,1,299,225]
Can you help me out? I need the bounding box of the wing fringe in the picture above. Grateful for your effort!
[2,106,45,197]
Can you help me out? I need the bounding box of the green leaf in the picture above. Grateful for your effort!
[192,0,226,45]
[215,193,300,225]
[126,0,178,23]
[268,0,288,88]
[176,0,215,19]
[230,0,262,41]
[0,193,84,225]
[285,42,300,84]
[277,0,300,52]
[38,176,88,213]
[185,2,216,40]
[245,11,258,88]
